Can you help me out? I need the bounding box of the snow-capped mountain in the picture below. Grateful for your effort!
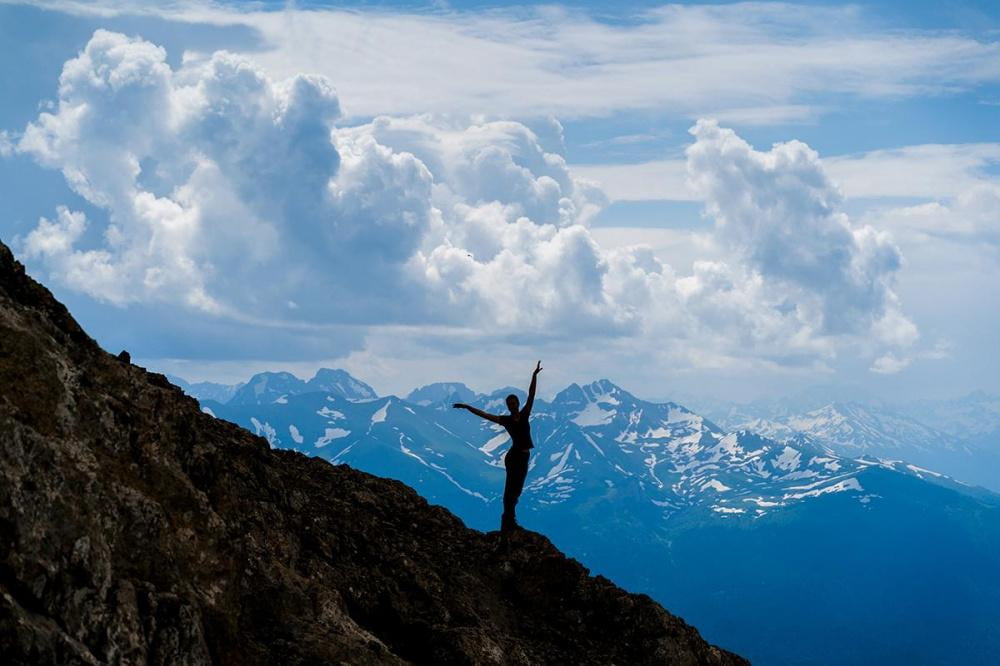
[688,385,881,431]
[406,382,480,406]
[190,372,1000,666]
[201,377,974,524]
[734,402,966,454]
[523,381,885,519]
[225,368,377,406]
[729,401,1000,491]
[304,368,379,400]
[530,382,990,520]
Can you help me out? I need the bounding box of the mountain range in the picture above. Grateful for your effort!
[700,397,1000,492]
[189,372,1000,665]
[896,390,1000,456]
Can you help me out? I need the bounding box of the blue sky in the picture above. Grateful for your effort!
[1,0,998,402]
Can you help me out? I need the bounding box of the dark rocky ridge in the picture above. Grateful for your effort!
[0,240,747,666]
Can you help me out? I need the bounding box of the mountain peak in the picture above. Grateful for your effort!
[228,370,306,405]
[591,377,619,389]
[552,381,585,404]
[406,381,478,406]
[554,378,632,407]
[305,367,377,400]
[310,367,345,381]
[226,368,376,405]
[584,377,642,398]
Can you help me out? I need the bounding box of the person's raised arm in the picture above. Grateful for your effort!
[453,403,503,425]
[523,360,542,416]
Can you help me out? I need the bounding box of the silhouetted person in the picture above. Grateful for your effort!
[454,361,542,534]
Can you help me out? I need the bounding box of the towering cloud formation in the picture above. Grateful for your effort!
[19,30,345,314]
[13,30,914,370]
[686,120,915,347]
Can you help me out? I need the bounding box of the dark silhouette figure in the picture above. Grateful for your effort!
[454,361,542,533]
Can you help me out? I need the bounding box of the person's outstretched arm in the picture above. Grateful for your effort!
[522,360,542,416]
[453,403,503,424]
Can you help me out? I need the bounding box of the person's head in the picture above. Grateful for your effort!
[506,393,520,414]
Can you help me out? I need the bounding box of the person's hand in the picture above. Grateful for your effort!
[533,360,543,375]
[453,403,467,409]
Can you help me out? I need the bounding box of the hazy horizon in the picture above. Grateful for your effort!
[158,361,996,410]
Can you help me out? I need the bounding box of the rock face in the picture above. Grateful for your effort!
[0,240,747,665]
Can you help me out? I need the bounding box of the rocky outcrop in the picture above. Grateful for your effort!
[0,240,747,665]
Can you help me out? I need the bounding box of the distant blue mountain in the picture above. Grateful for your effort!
[165,374,243,403]
[227,371,305,406]
[305,368,379,400]
[406,381,479,406]
[707,397,1000,493]
[197,375,1000,665]
[208,368,378,406]
[897,390,1000,440]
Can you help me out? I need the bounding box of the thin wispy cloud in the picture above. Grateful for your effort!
[15,0,1000,120]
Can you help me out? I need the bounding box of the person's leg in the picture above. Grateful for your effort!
[509,451,529,519]
[501,450,530,531]
[501,453,516,532]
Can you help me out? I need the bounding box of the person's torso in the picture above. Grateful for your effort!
[500,414,533,450]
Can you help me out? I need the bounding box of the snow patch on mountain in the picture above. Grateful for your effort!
[317,406,346,420]
[250,417,278,447]
[538,444,575,484]
[315,428,351,447]
[371,402,390,424]
[774,447,802,471]
[573,401,616,426]
[784,477,863,500]
[480,431,509,454]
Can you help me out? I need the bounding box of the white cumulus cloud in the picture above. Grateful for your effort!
[869,183,1000,248]
[686,119,916,348]
[58,1,1000,122]
[12,30,916,372]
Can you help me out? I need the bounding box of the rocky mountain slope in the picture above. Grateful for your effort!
[0,240,747,664]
